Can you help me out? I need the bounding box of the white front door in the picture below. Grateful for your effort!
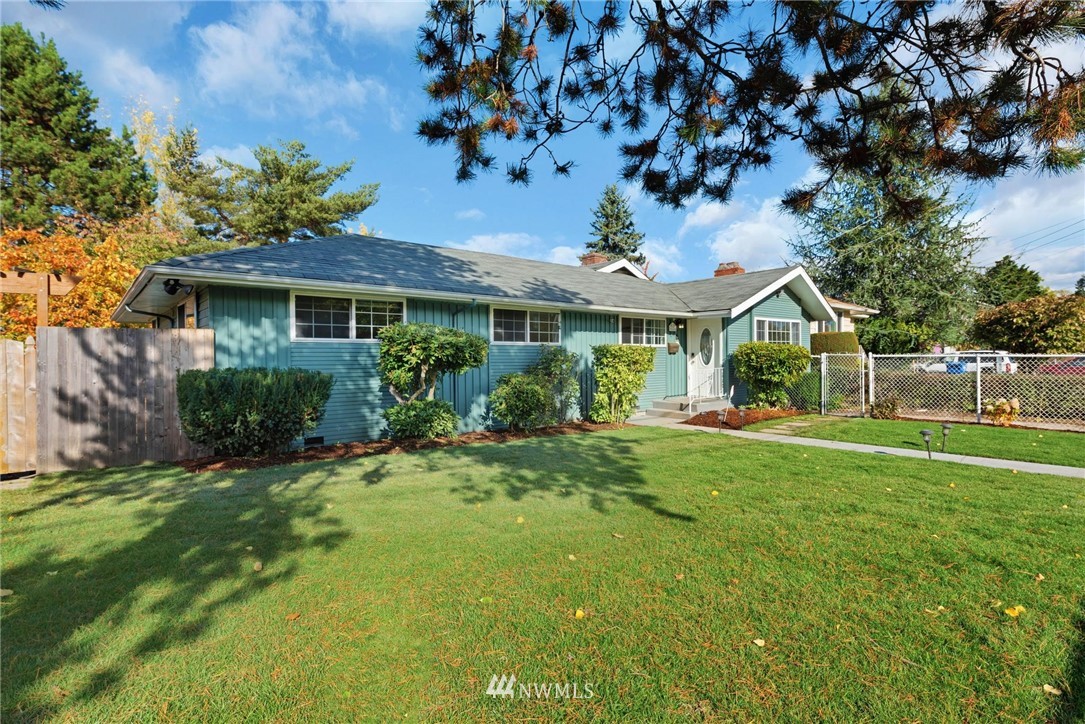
[687,318,722,398]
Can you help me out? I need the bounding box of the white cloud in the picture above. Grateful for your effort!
[447,232,541,256]
[678,200,742,238]
[100,49,179,112]
[547,245,582,265]
[455,208,487,221]
[674,196,796,274]
[641,239,684,279]
[190,2,391,128]
[202,144,256,168]
[326,0,427,39]
[969,170,1085,288]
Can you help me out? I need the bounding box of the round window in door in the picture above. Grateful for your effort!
[699,328,713,365]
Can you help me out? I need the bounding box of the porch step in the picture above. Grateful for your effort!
[641,407,689,421]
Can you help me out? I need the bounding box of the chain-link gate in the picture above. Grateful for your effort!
[786,353,865,417]
[868,353,1085,430]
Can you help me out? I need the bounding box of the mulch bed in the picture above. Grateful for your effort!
[177,421,620,474]
[682,408,805,430]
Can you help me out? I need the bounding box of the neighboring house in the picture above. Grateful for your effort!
[112,236,834,442]
[816,297,880,333]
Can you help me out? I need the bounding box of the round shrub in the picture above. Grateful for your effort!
[733,342,810,408]
[177,367,334,456]
[383,399,458,440]
[490,373,553,431]
[588,344,656,426]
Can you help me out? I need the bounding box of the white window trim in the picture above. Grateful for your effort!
[619,315,668,347]
[754,316,803,345]
[489,305,562,345]
[289,290,407,343]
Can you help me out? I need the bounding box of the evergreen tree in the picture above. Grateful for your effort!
[418,2,1084,210]
[0,23,155,230]
[1075,275,1085,297]
[788,164,983,351]
[160,129,379,245]
[978,256,1045,306]
[586,184,646,266]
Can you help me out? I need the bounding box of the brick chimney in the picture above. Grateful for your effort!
[580,252,610,266]
[714,261,745,277]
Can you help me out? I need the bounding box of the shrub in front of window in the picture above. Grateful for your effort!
[588,344,656,426]
[733,342,811,409]
[383,399,459,440]
[490,373,553,431]
[177,368,334,456]
[377,322,488,439]
[530,346,581,422]
[810,331,861,355]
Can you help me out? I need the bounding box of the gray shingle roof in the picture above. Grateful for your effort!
[153,234,796,315]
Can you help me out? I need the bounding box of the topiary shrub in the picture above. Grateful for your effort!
[377,322,488,439]
[588,344,656,426]
[177,367,334,456]
[811,331,861,354]
[732,342,811,409]
[490,373,553,431]
[383,399,459,440]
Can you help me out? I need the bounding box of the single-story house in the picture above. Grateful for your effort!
[112,236,835,442]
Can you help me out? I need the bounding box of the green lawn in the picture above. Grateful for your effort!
[746,415,1085,468]
[2,427,1082,721]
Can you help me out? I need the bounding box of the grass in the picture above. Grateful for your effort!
[745,415,1085,468]
[1,426,1083,721]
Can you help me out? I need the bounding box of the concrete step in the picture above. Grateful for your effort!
[651,399,693,412]
[641,408,690,421]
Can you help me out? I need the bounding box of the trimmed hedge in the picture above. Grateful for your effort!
[177,368,334,456]
[733,342,810,408]
[811,331,860,354]
[490,373,552,431]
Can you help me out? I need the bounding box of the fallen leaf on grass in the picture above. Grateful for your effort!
[1004,605,1026,618]
[674,573,685,581]
[516,516,524,524]
[285,612,301,622]
[245,546,253,551]
[611,533,624,539]
[1035,573,1045,582]
[567,554,577,561]
[478,596,493,604]
[1043,684,1063,696]
[949,483,956,488]
[253,562,263,572]
[711,490,719,497]
[0,589,13,597]
[45,571,58,576]
[574,609,586,619]
[752,639,765,647]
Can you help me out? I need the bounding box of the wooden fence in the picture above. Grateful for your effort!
[1,328,215,475]
[1,337,37,476]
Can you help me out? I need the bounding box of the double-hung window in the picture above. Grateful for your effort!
[294,294,404,340]
[492,308,560,344]
[755,318,801,344]
[620,317,666,346]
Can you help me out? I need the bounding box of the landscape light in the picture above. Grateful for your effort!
[920,429,933,460]
[940,423,953,452]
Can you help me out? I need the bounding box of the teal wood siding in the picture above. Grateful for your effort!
[408,299,492,432]
[209,286,291,368]
[665,325,687,397]
[291,342,392,443]
[561,311,618,418]
[724,287,812,404]
[195,288,211,329]
[640,347,670,409]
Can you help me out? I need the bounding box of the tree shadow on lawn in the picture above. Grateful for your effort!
[1053,602,1085,722]
[2,463,350,721]
[422,429,695,522]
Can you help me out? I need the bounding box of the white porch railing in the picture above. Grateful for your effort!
[689,367,727,400]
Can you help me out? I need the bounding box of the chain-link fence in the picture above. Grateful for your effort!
[869,353,1085,430]
[785,353,1085,430]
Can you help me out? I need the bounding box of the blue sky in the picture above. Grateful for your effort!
[6,1,1084,289]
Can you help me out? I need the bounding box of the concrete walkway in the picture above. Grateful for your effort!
[629,417,1085,478]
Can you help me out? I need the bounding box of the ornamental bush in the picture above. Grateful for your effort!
[529,345,581,423]
[733,342,810,409]
[378,322,489,402]
[490,373,552,431]
[588,344,656,426]
[972,293,1085,353]
[810,331,861,354]
[177,367,334,456]
[383,399,459,440]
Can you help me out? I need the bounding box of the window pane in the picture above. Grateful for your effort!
[355,299,403,340]
[529,311,559,343]
[621,317,633,344]
[756,319,766,341]
[645,318,665,345]
[493,309,527,342]
[296,295,351,339]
